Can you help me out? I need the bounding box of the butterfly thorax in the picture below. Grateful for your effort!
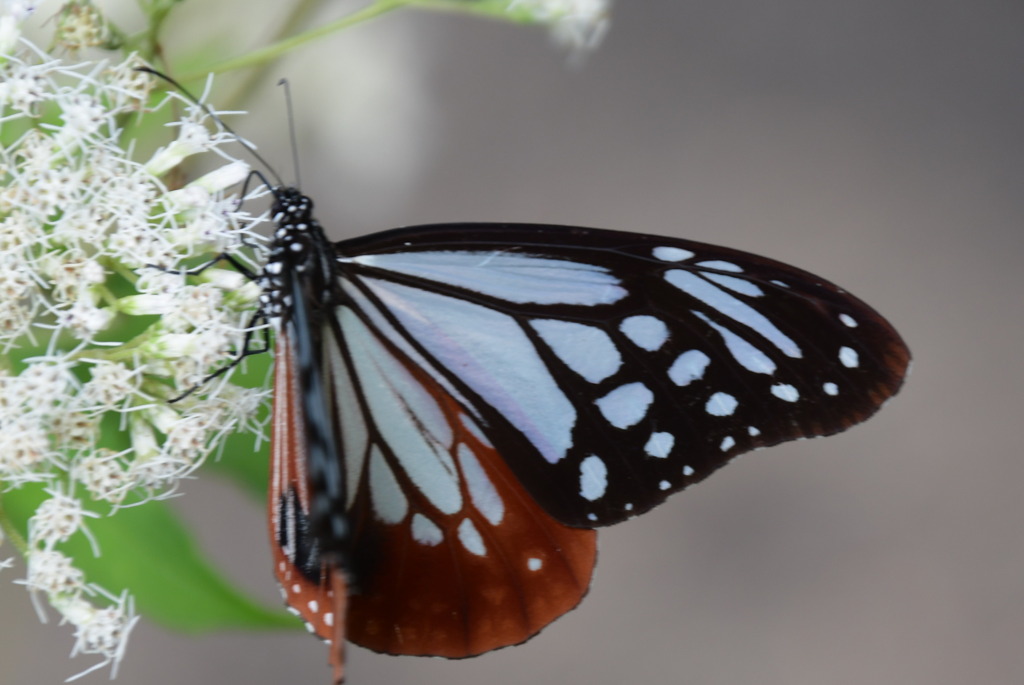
[258,187,343,331]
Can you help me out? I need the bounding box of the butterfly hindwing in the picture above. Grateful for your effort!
[269,333,348,684]
[321,298,597,657]
[333,223,910,528]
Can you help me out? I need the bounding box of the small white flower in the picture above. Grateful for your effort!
[54,93,109,146]
[18,358,77,414]
[165,415,210,462]
[29,487,100,549]
[55,298,116,338]
[72,450,130,504]
[64,592,138,680]
[144,121,215,177]
[55,0,111,53]
[127,452,192,493]
[0,1,37,56]
[135,268,186,296]
[118,293,174,316]
[0,209,45,251]
[51,410,99,450]
[24,549,87,598]
[0,62,49,116]
[39,253,106,302]
[167,160,250,205]
[0,14,19,56]
[509,0,611,53]
[82,361,142,407]
[0,415,53,481]
[143,329,230,362]
[128,415,160,462]
[0,298,33,337]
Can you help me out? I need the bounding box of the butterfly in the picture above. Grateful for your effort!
[254,186,909,684]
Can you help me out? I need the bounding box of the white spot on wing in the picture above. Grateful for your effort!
[362,278,576,464]
[369,446,409,524]
[457,444,505,526]
[459,413,493,447]
[324,612,334,627]
[839,313,858,327]
[704,273,764,297]
[665,269,802,358]
[308,600,319,614]
[682,465,695,476]
[527,558,543,571]
[532,319,622,383]
[595,382,654,429]
[343,309,463,515]
[771,383,800,402]
[324,327,369,506]
[823,382,839,396]
[458,518,487,556]
[720,436,736,451]
[653,246,694,262]
[351,251,626,305]
[696,260,743,272]
[620,315,670,351]
[668,349,711,386]
[644,431,675,458]
[748,426,761,436]
[692,311,776,375]
[659,480,671,490]
[839,346,859,368]
[579,455,608,501]
[411,514,443,546]
[706,391,738,416]
[340,288,477,420]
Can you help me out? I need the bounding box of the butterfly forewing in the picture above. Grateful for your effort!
[333,224,910,528]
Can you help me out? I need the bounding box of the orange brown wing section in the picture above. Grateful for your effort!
[269,334,351,682]
[344,350,597,657]
[271,324,597,677]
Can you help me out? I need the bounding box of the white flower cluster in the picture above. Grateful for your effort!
[0,2,269,678]
[509,0,611,53]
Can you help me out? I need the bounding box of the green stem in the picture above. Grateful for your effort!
[178,0,409,82]
[0,495,29,557]
[408,0,533,22]
[219,0,330,110]
[176,0,538,93]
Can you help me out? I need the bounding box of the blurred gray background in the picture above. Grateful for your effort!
[4,1,1024,684]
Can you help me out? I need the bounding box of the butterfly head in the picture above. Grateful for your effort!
[272,186,315,225]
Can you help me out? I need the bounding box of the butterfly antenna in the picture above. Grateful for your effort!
[136,67,285,188]
[278,78,302,189]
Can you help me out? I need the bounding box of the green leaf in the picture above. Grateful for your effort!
[2,484,298,633]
